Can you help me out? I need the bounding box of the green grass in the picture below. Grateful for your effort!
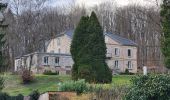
[2,74,134,96]
[112,75,134,85]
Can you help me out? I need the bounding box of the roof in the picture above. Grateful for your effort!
[63,30,137,46]
[15,52,71,59]
[65,30,74,38]
[105,32,137,46]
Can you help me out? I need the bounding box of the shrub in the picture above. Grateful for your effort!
[58,79,88,95]
[21,69,33,84]
[29,90,40,100]
[120,69,134,75]
[43,70,59,75]
[0,92,9,100]
[90,85,129,100]
[125,75,170,100]
[0,92,24,100]
[0,76,4,91]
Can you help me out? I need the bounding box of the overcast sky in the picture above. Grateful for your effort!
[48,0,158,7]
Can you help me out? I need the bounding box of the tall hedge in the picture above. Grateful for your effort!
[160,0,170,69]
[71,12,112,83]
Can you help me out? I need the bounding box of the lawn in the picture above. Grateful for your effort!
[2,74,134,96]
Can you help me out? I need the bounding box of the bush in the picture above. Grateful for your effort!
[29,90,40,100]
[90,85,129,100]
[43,70,59,75]
[0,92,9,100]
[125,75,170,100]
[0,92,24,100]
[0,76,4,91]
[21,69,33,84]
[120,69,134,75]
[58,79,88,95]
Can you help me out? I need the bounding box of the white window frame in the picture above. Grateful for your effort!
[114,60,119,69]
[127,61,133,69]
[44,56,48,65]
[55,57,59,64]
[114,48,120,56]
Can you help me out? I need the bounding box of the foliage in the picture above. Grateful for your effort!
[90,85,129,100]
[70,16,90,80]
[71,11,112,83]
[21,69,34,84]
[160,0,170,69]
[0,92,24,100]
[43,70,59,75]
[120,69,134,75]
[58,79,88,95]
[125,75,170,100]
[29,90,40,100]
[0,76,4,91]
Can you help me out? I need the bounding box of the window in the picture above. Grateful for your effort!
[128,49,132,57]
[114,60,119,68]
[57,38,60,46]
[115,48,119,56]
[58,48,61,53]
[66,70,71,75]
[55,57,59,64]
[127,61,132,69]
[65,66,71,68]
[44,57,48,64]
[50,50,54,53]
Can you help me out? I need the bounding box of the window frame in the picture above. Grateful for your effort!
[127,61,133,69]
[114,48,120,56]
[44,56,48,64]
[114,60,119,69]
[55,57,60,64]
[127,49,132,57]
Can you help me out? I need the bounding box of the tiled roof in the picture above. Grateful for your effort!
[64,30,137,46]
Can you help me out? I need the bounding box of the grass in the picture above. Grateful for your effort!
[2,74,134,96]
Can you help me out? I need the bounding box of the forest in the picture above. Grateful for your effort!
[3,0,162,71]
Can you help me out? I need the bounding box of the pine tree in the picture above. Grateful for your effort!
[70,16,90,80]
[87,12,112,83]
[71,12,112,83]
[160,0,170,69]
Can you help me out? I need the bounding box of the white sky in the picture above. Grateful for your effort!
[48,0,158,7]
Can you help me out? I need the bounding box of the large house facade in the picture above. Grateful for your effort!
[15,30,137,75]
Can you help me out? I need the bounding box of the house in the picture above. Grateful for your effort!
[15,30,137,75]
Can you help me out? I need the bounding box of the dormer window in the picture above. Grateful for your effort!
[128,49,132,57]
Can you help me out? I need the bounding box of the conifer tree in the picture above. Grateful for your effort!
[160,0,170,69]
[87,12,112,83]
[71,12,112,83]
[70,16,90,80]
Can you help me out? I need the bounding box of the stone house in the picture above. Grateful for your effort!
[15,30,137,75]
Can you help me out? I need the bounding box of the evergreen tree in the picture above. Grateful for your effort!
[71,12,112,83]
[87,12,112,83]
[0,33,5,71]
[70,16,90,80]
[160,0,170,69]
